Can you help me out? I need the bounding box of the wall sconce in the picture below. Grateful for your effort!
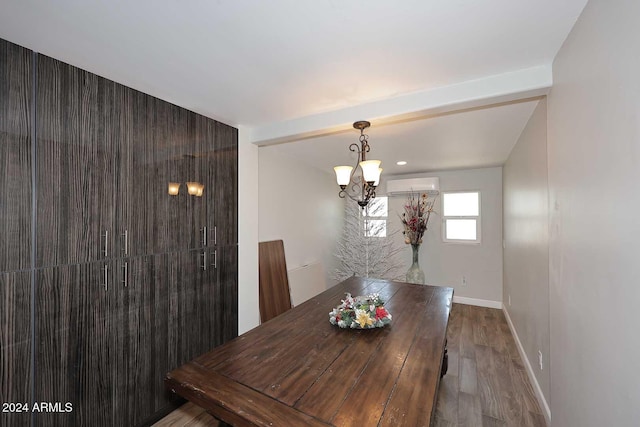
[168,182,181,196]
[169,182,204,197]
[186,182,205,197]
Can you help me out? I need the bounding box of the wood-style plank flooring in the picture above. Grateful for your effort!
[152,403,219,427]
[434,304,546,427]
[154,304,545,427]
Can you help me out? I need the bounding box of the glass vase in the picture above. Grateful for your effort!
[406,243,425,284]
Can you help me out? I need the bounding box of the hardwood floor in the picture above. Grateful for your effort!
[434,303,546,427]
[152,403,219,427]
[154,303,545,427]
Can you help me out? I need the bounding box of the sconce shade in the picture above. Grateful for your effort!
[359,160,382,183]
[168,182,180,196]
[187,182,199,195]
[195,183,204,197]
[334,166,353,186]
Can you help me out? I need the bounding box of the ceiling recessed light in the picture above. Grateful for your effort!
[396,161,407,166]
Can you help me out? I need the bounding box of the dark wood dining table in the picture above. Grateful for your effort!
[165,277,454,427]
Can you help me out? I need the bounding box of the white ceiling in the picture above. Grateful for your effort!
[0,0,587,172]
[263,99,541,176]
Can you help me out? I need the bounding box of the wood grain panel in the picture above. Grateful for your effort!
[0,39,32,273]
[11,43,239,427]
[258,240,292,323]
[167,250,206,369]
[115,255,157,426]
[36,54,117,267]
[35,262,115,427]
[0,271,31,427]
[213,122,237,246]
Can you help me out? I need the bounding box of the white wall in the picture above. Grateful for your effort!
[384,167,503,304]
[258,146,344,305]
[238,128,260,334]
[502,99,550,417]
[547,0,640,425]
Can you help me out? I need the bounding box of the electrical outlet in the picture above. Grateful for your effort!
[508,294,511,306]
[538,350,543,370]
[461,276,467,286]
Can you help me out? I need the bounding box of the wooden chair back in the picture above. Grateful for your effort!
[258,240,293,323]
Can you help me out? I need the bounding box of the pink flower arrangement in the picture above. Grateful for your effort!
[329,293,392,329]
[400,193,435,245]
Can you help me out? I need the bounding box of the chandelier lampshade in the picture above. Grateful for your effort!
[334,166,354,188]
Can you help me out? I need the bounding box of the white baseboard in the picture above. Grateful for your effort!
[452,296,502,309]
[502,307,551,426]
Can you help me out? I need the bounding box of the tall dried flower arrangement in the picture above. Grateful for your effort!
[400,192,435,245]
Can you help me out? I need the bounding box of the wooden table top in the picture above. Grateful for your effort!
[165,277,454,427]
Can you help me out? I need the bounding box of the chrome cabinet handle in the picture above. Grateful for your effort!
[122,230,128,256]
[214,226,217,246]
[102,265,108,291]
[122,261,128,287]
[201,226,208,247]
[200,252,207,271]
[101,230,109,257]
[213,249,217,269]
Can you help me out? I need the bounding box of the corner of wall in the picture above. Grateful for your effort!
[238,127,260,334]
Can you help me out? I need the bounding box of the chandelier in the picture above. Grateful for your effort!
[333,121,382,208]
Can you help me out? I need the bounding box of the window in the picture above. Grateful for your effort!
[442,191,480,243]
[362,196,388,237]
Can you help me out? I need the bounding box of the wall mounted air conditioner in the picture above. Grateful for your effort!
[385,177,440,196]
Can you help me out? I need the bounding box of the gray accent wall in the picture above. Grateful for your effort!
[548,0,640,425]
[503,99,550,410]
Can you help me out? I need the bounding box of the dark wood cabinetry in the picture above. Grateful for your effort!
[36,55,118,267]
[0,39,32,427]
[1,37,238,427]
[0,271,32,427]
[0,39,32,273]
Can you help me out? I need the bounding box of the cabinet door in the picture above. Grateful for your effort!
[120,96,208,257]
[36,262,115,427]
[214,245,238,345]
[213,122,238,246]
[167,250,200,367]
[0,271,32,427]
[36,56,117,267]
[0,39,32,273]
[113,254,161,426]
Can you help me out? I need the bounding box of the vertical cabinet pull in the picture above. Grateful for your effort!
[101,230,109,257]
[102,265,108,291]
[200,251,207,271]
[122,230,129,256]
[201,226,208,247]
[122,261,128,287]
[214,226,217,246]
[213,249,217,269]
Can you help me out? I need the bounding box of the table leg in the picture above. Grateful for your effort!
[441,338,448,378]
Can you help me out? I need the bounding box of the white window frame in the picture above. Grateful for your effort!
[441,191,481,244]
[362,196,388,238]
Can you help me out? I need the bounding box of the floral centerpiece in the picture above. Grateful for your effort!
[329,293,392,329]
[400,192,435,284]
